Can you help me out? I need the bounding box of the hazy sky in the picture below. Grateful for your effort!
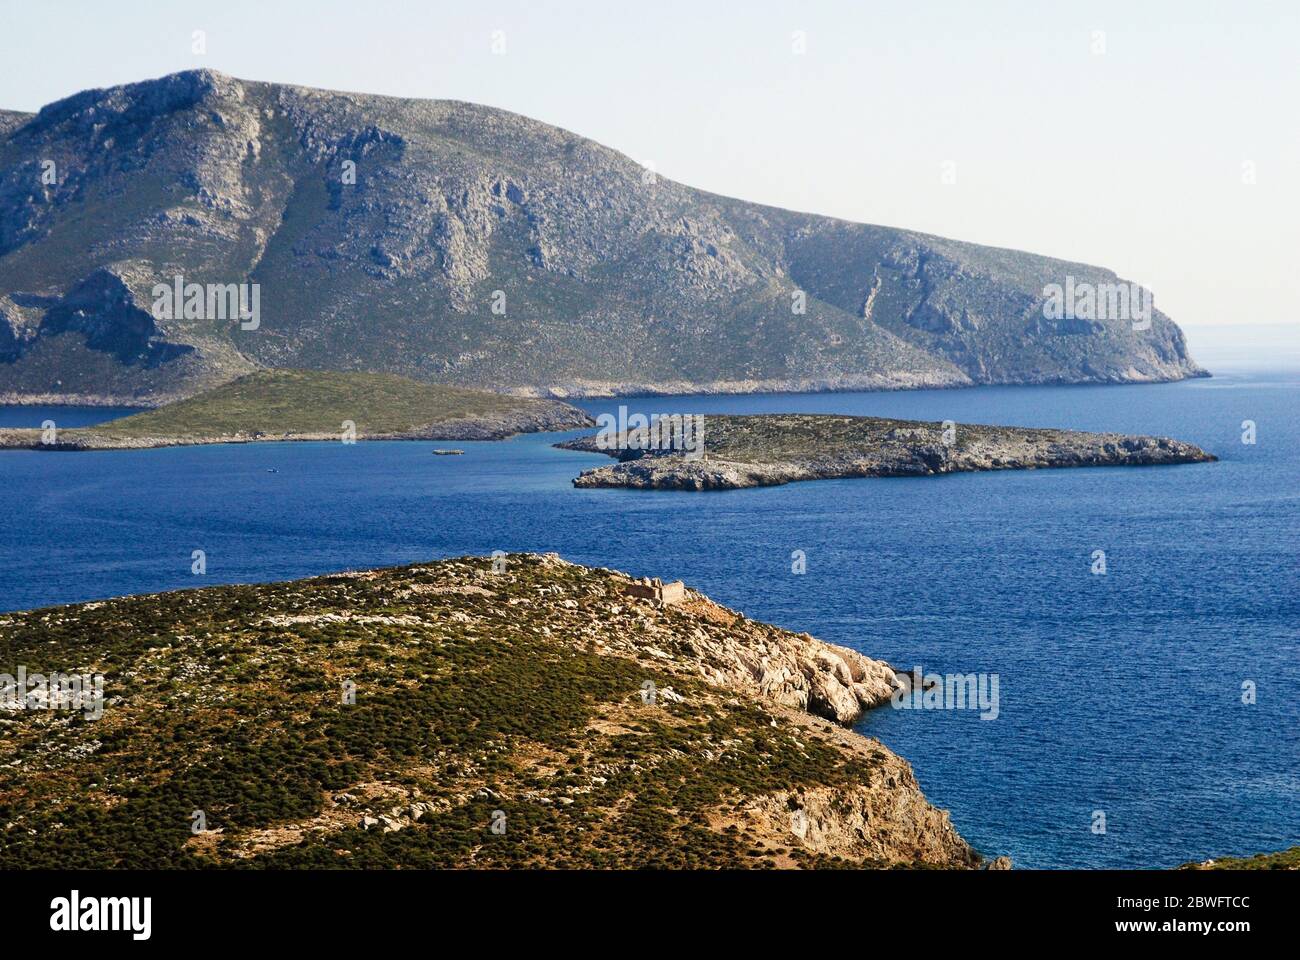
[1,0,1296,330]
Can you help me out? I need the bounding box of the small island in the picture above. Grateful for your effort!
[0,369,593,450]
[560,413,1215,490]
[0,553,978,869]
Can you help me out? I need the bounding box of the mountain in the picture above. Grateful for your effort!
[0,70,1204,405]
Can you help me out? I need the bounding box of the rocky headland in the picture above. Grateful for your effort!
[0,553,979,869]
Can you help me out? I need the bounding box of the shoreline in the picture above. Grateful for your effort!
[0,366,1212,409]
[0,415,594,451]
[506,366,1210,399]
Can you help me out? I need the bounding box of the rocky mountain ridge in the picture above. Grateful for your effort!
[0,71,1203,404]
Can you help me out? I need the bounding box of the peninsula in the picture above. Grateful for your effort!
[0,369,593,450]
[561,413,1215,490]
[0,553,978,869]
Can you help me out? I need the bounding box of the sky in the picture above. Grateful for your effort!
[0,0,1296,331]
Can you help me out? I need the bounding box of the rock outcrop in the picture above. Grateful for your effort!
[601,585,900,725]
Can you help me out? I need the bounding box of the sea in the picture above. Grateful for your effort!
[1,323,1295,868]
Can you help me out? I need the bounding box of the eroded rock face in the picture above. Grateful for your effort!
[0,70,1204,404]
[0,302,24,361]
[37,269,192,367]
[740,776,977,867]
[596,583,899,726]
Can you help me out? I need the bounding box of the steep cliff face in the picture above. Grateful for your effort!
[0,553,980,869]
[0,71,1203,404]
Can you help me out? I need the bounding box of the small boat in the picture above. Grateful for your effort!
[431,449,464,456]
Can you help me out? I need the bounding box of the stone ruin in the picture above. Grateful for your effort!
[624,576,686,607]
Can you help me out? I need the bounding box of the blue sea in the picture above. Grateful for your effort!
[1,326,1295,869]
